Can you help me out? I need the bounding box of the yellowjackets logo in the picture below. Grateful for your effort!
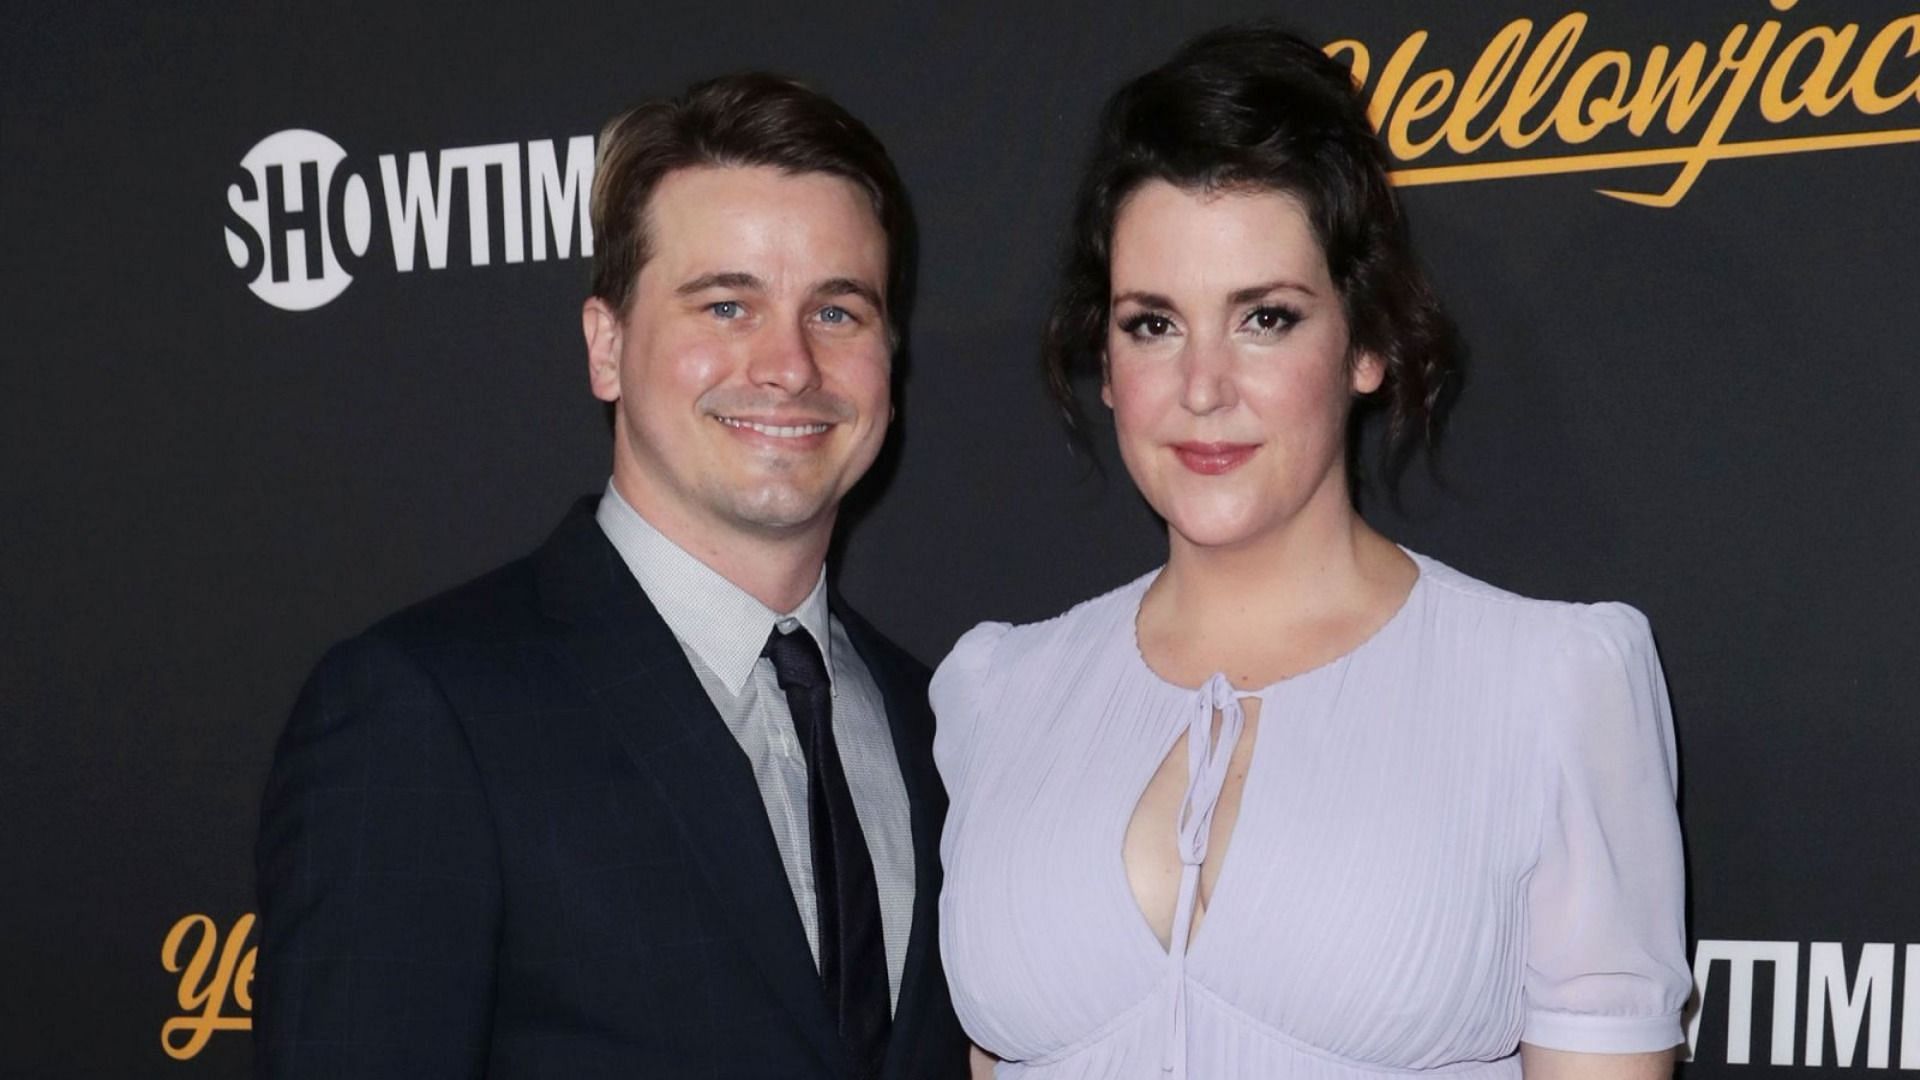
[1330,1,1920,205]
[161,913,255,1060]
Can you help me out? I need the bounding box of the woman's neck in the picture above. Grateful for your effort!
[1141,481,1417,688]
[1169,469,1393,597]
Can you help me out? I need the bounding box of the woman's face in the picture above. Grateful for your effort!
[1103,180,1382,552]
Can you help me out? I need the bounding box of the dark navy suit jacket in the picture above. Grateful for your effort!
[255,498,969,1078]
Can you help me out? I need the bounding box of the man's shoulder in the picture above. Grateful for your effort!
[349,498,605,655]
[294,547,574,725]
[361,553,549,653]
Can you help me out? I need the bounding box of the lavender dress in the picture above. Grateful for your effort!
[931,552,1689,1079]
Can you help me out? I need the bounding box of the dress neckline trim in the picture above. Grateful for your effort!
[1126,547,1428,698]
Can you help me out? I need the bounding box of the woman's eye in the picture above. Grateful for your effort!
[709,300,743,320]
[1120,313,1175,338]
[1245,305,1299,333]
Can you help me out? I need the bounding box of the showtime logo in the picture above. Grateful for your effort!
[1687,941,1920,1069]
[222,129,595,311]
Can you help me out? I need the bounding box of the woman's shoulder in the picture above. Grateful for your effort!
[932,569,1155,696]
[1403,550,1666,748]
[1407,549,1655,654]
[929,571,1156,786]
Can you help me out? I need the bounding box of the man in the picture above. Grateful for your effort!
[255,73,969,1079]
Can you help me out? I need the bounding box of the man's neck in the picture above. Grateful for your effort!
[609,472,831,614]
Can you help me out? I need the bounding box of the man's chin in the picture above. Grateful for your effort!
[712,488,839,537]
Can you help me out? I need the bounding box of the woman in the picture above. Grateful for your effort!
[931,22,1689,1080]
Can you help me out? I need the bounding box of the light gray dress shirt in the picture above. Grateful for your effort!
[596,483,912,1010]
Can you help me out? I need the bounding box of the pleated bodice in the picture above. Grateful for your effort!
[931,553,1690,1078]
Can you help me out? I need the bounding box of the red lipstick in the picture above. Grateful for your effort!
[1171,442,1259,475]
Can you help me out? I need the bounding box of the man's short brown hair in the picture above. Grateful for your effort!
[589,72,914,340]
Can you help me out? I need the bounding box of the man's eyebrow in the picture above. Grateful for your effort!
[817,277,885,311]
[1228,279,1317,304]
[676,271,764,296]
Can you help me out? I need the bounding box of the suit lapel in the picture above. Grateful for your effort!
[833,598,949,1080]
[536,501,845,1076]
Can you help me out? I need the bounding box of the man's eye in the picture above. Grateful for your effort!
[709,300,743,320]
[1119,313,1175,338]
[818,305,854,325]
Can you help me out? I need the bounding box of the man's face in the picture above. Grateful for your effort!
[585,165,893,547]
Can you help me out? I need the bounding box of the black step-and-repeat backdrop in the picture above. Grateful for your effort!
[4,2,1917,1076]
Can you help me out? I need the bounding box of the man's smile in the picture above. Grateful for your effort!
[715,415,836,439]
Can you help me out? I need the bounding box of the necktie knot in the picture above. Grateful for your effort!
[763,625,830,693]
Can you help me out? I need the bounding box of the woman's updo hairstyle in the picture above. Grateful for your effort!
[1043,21,1461,479]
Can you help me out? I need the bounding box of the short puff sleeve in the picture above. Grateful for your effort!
[929,621,1011,795]
[1523,603,1690,1053]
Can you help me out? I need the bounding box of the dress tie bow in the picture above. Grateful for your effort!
[1162,673,1246,1076]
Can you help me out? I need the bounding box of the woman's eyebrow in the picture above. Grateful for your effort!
[1228,280,1316,305]
[1112,290,1176,309]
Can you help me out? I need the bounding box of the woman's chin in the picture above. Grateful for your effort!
[1164,511,1272,552]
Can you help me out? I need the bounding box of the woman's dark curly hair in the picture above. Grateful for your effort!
[1043,21,1461,479]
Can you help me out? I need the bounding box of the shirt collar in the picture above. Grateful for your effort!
[595,481,833,696]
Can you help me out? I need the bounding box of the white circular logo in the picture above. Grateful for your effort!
[224,129,372,311]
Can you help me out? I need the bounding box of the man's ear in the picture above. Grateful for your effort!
[583,297,623,404]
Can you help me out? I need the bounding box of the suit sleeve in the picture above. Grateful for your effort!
[255,634,502,1079]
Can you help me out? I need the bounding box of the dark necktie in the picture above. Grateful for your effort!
[762,625,891,1079]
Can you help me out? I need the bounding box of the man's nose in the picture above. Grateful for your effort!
[747,316,823,395]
